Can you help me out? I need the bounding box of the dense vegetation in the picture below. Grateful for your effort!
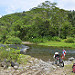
[0,46,30,64]
[0,1,75,44]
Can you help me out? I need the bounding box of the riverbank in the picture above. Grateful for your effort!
[22,40,75,49]
[50,60,75,75]
[22,41,34,44]
[0,56,75,75]
[38,41,75,49]
[0,56,54,75]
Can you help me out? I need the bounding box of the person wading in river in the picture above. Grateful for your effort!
[53,52,60,64]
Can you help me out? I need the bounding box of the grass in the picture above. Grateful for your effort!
[17,54,31,65]
[38,40,75,48]
[64,63,75,75]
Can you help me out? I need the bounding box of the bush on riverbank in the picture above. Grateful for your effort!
[29,36,51,43]
[51,36,61,42]
[65,38,74,43]
[0,47,20,61]
[5,36,22,44]
[29,36,61,43]
[0,46,30,65]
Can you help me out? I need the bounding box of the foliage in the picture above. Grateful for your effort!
[5,36,22,44]
[51,36,61,42]
[0,46,31,64]
[0,46,20,61]
[68,10,75,27]
[18,54,31,64]
[65,38,74,43]
[29,37,46,43]
[29,36,52,43]
[0,1,74,44]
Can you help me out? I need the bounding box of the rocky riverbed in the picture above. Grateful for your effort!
[0,57,75,75]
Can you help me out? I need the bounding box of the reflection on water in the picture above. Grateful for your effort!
[26,44,75,61]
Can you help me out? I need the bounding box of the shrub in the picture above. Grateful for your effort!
[29,36,49,43]
[29,37,44,43]
[0,47,20,61]
[51,36,61,42]
[5,36,22,44]
[65,38,74,43]
[0,47,30,64]
[46,36,52,41]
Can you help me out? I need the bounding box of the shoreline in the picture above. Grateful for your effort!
[22,41,75,49]
[22,41,34,44]
[38,41,75,49]
[0,56,75,75]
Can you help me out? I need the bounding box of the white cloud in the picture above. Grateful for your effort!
[55,0,75,10]
[5,5,17,14]
[4,0,48,14]
[0,15,2,18]
[0,0,75,15]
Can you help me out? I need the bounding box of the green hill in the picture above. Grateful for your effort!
[0,1,75,44]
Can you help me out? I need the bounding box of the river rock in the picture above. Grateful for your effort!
[14,66,18,70]
[15,62,19,67]
[11,61,15,67]
[10,61,19,70]
[0,59,11,69]
[22,49,27,53]
[20,45,29,53]
[64,61,72,65]
[5,61,10,68]
[68,57,75,61]
[1,61,6,67]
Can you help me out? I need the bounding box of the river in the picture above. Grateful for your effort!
[0,44,75,61]
[25,44,75,61]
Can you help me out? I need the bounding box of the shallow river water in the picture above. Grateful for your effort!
[25,44,75,61]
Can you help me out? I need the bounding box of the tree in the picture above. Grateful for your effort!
[0,20,11,42]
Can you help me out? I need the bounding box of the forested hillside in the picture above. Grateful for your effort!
[0,1,75,44]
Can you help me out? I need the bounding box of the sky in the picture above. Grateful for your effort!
[0,0,75,18]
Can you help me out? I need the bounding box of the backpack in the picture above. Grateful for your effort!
[72,64,75,73]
